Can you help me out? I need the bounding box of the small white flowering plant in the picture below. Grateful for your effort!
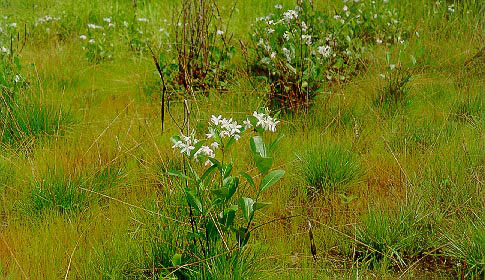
[0,24,27,106]
[167,108,285,272]
[79,19,116,63]
[249,0,410,110]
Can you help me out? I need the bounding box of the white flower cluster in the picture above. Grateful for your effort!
[207,115,243,141]
[172,111,279,165]
[248,110,280,132]
[35,15,61,26]
[172,134,199,156]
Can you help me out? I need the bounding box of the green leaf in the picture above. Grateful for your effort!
[238,197,254,222]
[185,188,202,214]
[219,205,238,227]
[268,134,284,154]
[172,253,182,267]
[201,165,217,182]
[170,136,181,144]
[260,170,285,193]
[223,164,233,178]
[167,169,192,181]
[254,201,272,211]
[250,136,266,157]
[240,172,256,189]
[254,155,273,175]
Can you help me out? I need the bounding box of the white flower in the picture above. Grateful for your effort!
[283,10,298,23]
[389,64,396,70]
[88,39,95,44]
[211,142,220,150]
[103,17,111,23]
[267,28,275,34]
[14,75,21,83]
[275,4,283,9]
[172,133,198,156]
[10,23,17,28]
[243,119,253,129]
[0,46,8,54]
[270,51,276,59]
[210,115,223,126]
[194,145,215,159]
[379,73,386,79]
[376,38,383,44]
[108,23,115,28]
[88,23,103,29]
[216,29,224,35]
[253,110,279,132]
[283,31,290,41]
[79,35,87,40]
[343,5,348,11]
[180,144,195,156]
[123,21,129,27]
[137,18,149,22]
[318,45,332,58]
[302,34,312,46]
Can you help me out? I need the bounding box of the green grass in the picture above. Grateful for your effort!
[0,0,483,278]
[297,143,362,195]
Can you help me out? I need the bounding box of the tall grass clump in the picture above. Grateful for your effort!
[445,216,485,278]
[356,206,432,270]
[1,100,75,145]
[23,166,123,215]
[297,143,361,195]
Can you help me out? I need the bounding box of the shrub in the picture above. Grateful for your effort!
[297,143,361,195]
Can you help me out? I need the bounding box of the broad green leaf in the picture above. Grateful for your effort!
[254,154,273,175]
[170,136,181,144]
[238,197,254,222]
[254,201,272,211]
[167,169,192,181]
[240,172,256,189]
[201,165,217,182]
[185,189,202,214]
[260,170,285,193]
[223,164,233,178]
[250,136,266,157]
[268,134,284,154]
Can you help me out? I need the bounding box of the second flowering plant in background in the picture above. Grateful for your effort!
[167,108,285,277]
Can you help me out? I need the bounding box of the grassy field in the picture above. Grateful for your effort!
[0,0,484,279]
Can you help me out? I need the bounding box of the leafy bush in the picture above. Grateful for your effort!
[249,0,409,109]
[297,143,361,195]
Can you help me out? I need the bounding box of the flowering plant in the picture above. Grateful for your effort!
[79,19,117,63]
[249,0,409,110]
[167,108,284,274]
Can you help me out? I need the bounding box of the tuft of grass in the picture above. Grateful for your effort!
[445,215,485,278]
[297,143,362,195]
[22,166,123,215]
[356,205,432,269]
[1,100,75,145]
[373,66,413,116]
[453,94,484,124]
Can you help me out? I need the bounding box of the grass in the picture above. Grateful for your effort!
[0,0,483,278]
[297,143,362,195]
